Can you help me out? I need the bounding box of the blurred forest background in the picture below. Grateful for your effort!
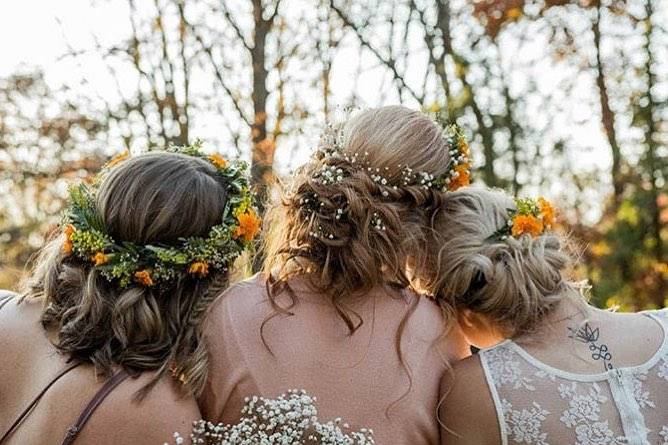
[0,0,665,309]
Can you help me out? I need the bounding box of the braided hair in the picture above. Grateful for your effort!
[24,152,239,398]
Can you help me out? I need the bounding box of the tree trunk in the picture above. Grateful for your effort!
[434,0,499,186]
[593,3,623,205]
[250,0,276,210]
[641,0,665,308]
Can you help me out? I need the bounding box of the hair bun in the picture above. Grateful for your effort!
[427,187,580,336]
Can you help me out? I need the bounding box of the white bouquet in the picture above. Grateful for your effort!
[167,389,375,444]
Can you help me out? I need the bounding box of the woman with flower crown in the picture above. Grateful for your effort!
[427,187,668,445]
[0,145,260,445]
[198,106,471,444]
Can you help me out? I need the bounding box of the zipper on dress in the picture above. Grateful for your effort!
[608,369,650,445]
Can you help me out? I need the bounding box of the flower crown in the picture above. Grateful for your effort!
[431,112,472,192]
[301,116,472,240]
[314,116,472,193]
[490,197,556,241]
[62,142,260,288]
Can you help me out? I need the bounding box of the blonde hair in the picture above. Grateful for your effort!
[426,186,583,337]
[22,152,234,397]
[262,105,452,332]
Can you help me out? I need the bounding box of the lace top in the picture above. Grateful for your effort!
[479,310,668,445]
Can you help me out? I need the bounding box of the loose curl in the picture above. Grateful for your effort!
[21,153,234,398]
[424,186,586,338]
[262,106,453,335]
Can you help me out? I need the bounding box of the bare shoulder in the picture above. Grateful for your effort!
[224,273,267,300]
[206,274,267,325]
[79,374,200,445]
[405,292,446,336]
[0,291,24,327]
[204,274,269,343]
[439,353,500,445]
[0,295,45,354]
[199,275,270,421]
[409,295,471,362]
[0,289,15,304]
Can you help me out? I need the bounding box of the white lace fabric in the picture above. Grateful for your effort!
[480,310,668,445]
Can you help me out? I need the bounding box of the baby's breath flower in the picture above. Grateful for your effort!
[168,390,374,445]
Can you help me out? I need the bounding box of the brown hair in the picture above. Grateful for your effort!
[262,106,452,333]
[22,152,234,397]
[425,186,584,337]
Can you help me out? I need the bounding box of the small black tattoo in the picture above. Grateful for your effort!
[568,323,614,371]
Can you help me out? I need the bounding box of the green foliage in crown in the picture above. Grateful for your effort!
[61,141,261,288]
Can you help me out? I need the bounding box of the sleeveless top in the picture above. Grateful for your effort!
[479,309,668,445]
[200,275,453,445]
[0,294,129,445]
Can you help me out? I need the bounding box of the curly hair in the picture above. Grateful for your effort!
[424,186,586,338]
[262,106,453,334]
[21,152,235,398]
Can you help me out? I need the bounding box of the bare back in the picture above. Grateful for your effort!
[0,294,199,445]
[199,274,470,445]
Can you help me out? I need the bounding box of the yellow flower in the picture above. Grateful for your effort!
[188,261,209,278]
[135,269,154,287]
[208,154,227,169]
[511,214,544,238]
[449,163,471,191]
[427,102,441,113]
[92,252,109,266]
[538,197,556,228]
[106,150,130,168]
[234,209,261,242]
[63,224,75,254]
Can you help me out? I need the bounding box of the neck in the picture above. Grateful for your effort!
[516,295,592,343]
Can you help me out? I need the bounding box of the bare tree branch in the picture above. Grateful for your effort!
[221,2,253,50]
[330,0,424,103]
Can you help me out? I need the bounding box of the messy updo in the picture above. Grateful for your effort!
[426,186,584,337]
[22,152,234,397]
[262,106,452,332]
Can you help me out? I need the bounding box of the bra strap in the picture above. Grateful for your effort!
[60,370,130,445]
[0,362,82,444]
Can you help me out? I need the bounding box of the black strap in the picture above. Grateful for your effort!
[61,370,130,445]
[0,363,82,444]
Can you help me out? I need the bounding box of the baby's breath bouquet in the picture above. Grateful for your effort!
[167,390,374,445]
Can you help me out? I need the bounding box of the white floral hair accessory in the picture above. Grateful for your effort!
[313,117,471,194]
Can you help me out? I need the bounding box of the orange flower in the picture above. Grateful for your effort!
[506,7,523,19]
[106,150,130,168]
[92,252,109,266]
[449,163,471,191]
[63,224,75,254]
[458,139,470,157]
[234,209,261,242]
[511,215,544,238]
[135,269,154,287]
[208,154,227,169]
[188,261,209,278]
[538,197,556,228]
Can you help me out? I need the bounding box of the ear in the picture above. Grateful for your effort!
[457,308,477,328]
